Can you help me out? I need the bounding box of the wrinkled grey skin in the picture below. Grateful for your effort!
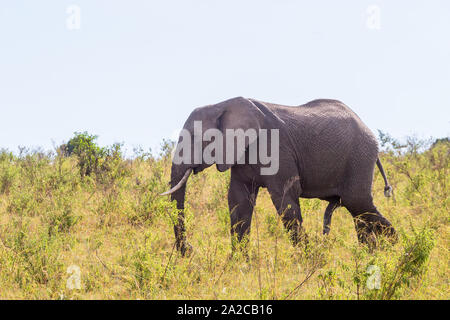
[167,97,397,255]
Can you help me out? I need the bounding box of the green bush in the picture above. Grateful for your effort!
[0,164,17,195]
[64,132,106,177]
[62,132,130,184]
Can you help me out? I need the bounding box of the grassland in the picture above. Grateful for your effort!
[0,135,448,299]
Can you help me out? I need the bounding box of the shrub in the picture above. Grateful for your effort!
[0,164,17,195]
[64,132,106,177]
[380,227,435,299]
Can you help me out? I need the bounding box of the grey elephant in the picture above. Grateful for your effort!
[161,97,396,255]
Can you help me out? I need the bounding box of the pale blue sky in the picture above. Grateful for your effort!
[1,1,449,154]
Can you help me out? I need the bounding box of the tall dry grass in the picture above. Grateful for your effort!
[0,135,447,299]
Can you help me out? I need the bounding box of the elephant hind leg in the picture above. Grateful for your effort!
[341,195,396,246]
[323,196,341,235]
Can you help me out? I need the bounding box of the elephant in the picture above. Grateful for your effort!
[161,96,397,256]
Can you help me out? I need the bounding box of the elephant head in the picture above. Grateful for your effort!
[161,97,266,255]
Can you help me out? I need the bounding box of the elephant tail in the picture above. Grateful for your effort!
[376,157,392,197]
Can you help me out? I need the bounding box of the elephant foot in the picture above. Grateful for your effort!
[290,226,308,247]
[354,212,398,249]
[229,250,250,263]
[231,242,250,261]
[176,240,193,257]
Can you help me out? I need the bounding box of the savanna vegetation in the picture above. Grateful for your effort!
[0,132,448,299]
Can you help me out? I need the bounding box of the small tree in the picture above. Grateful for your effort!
[65,132,106,177]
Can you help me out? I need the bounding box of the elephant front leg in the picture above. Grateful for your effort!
[268,182,305,246]
[228,175,259,254]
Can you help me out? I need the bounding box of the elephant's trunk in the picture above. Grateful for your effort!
[167,164,192,255]
[160,168,192,196]
[168,164,190,209]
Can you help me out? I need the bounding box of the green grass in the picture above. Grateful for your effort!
[0,138,448,299]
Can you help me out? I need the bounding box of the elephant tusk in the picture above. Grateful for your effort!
[160,168,193,196]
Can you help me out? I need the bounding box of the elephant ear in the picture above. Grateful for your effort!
[215,97,265,172]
